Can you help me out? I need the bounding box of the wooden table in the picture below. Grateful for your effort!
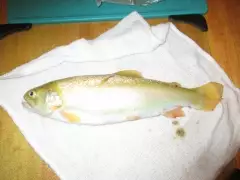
[0,0,239,179]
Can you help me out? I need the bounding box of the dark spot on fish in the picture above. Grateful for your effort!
[176,128,186,138]
[17,165,23,171]
[13,145,22,152]
[170,82,181,88]
[172,121,179,126]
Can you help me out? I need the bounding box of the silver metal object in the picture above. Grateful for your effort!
[96,0,162,6]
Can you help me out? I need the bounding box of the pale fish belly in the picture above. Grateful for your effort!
[62,87,147,111]
[58,86,192,125]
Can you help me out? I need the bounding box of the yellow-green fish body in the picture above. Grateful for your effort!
[23,70,223,125]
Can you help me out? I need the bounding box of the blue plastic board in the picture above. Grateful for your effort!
[7,0,208,24]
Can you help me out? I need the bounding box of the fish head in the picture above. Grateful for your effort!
[23,83,62,116]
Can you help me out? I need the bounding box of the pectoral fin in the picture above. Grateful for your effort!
[163,107,185,118]
[60,110,81,123]
[50,105,62,111]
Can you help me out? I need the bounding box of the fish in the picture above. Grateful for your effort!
[22,70,223,125]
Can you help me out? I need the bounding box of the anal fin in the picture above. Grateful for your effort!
[163,107,185,118]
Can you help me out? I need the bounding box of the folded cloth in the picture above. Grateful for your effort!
[0,11,240,180]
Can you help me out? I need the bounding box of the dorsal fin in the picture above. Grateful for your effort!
[115,70,142,78]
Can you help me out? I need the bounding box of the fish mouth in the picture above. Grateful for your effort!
[22,100,32,109]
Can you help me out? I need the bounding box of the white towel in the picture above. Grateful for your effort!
[0,11,240,180]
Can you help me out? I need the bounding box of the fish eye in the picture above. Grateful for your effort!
[29,91,36,98]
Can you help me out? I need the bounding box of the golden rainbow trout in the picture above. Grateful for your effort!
[22,70,223,125]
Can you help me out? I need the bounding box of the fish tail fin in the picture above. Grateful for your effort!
[194,82,223,111]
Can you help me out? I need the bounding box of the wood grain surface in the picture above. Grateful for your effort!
[0,0,239,179]
[0,0,7,24]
